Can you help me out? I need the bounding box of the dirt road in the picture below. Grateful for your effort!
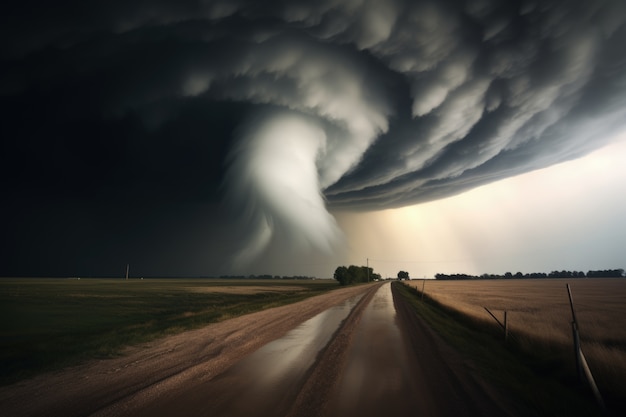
[0,282,513,417]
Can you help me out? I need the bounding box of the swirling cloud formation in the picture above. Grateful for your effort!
[2,0,626,265]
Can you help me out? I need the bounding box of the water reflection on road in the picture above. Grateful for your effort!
[134,283,505,417]
[134,283,421,417]
[200,293,363,416]
[326,282,422,416]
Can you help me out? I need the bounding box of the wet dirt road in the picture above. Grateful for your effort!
[133,295,363,417]
[324,281,430,416]
[131,282,510,417]
[0,282,512,417]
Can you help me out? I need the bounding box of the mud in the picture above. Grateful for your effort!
[0,282,514,417]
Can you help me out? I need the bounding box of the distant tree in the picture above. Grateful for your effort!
[334,265,378,285]
[334,266,349,285]
[397,271,410,280]
[348,265,364,284]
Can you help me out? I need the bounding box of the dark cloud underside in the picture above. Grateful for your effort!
[2,0,625,274]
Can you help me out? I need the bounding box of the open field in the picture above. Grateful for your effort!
[405,278,626,407]
[0,279,611,416]
[0,278,338,385]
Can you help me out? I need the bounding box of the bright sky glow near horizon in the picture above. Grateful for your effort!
[2,1,626,279]
[334,132,626,279]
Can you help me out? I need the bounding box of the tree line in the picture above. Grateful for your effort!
[434,269,625,280]
[219,274,316,280]
[333,265,381,285]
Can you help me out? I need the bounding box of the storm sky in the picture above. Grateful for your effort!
[2,0,626,278]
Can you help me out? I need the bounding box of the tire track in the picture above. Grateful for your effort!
[286,282,382,417]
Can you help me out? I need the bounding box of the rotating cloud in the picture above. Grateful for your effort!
[3,0,626,267]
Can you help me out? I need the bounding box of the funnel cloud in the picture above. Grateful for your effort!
[2,0,626,275]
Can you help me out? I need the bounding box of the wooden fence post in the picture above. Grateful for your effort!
[571,321,582,381]
[566,284,582,381]
[484,307,508,342]
[566,283,605,410]
[504,310,508,343]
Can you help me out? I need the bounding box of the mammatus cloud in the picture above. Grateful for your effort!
[2,0,626,266]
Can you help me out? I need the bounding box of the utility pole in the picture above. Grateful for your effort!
[367,258,370,282]
[125,264,129,280]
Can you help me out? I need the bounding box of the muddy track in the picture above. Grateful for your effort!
[0,282,515,417]
[0,284,378,417]
[285,281,380,417]
[390,282,515,417]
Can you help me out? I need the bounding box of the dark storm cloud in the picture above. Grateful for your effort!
[2,0,626,273]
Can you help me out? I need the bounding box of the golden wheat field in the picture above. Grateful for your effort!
[406,278,626,398]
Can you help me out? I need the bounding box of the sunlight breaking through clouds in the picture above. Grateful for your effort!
[2,0,626,268]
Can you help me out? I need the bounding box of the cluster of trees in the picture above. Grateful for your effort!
[435,268,624,280]
[334,265,381,285]
[586,269,625,278]
[397,271,410,280]
[434,273,479,280]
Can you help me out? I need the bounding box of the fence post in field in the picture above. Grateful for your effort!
[504,310,508,343]
[571,321,582,381]
[483,307,507,342]
[566,283,582,381]
[566,283,605,410]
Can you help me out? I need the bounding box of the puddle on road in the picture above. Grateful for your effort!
[238,294,362,385]
[205,293,364,416]
[327,282,422,417]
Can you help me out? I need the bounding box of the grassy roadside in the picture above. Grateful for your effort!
[393,282,611,417]
[0,278,338,386]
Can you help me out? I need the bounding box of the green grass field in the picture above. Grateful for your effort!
[0,278,338,385]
